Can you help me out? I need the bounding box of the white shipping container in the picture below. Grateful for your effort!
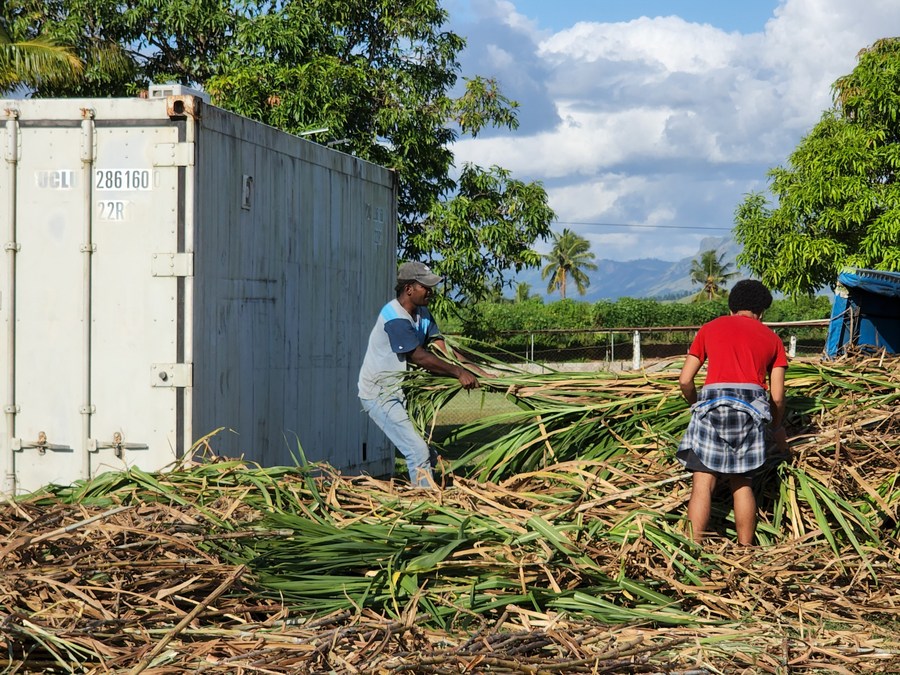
[0,95,397,494]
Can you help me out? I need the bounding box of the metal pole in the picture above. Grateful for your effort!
[4,110,19,495]
[181,107,196,458]
[80,110,96,481]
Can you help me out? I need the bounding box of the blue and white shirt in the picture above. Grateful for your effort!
[358,299,441,400]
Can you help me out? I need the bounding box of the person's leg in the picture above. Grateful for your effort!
[361,397,434,488]
[687,471,717,542]
[729,476,757,545]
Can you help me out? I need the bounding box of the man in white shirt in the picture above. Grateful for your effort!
[358,261,482,488]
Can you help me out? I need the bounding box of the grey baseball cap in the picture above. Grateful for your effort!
[398,261,443,287]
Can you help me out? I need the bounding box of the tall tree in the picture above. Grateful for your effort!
[734,38,900,296]
[0,24,82,92]
[1,0,554,308]
[514,281,533,303]
[540,228,597,299]
[689,249,737,301]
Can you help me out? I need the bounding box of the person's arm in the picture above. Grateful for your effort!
[678,354,702,405]
[407,344,479,389]
[429,338,492,378]
[769,365,788,452]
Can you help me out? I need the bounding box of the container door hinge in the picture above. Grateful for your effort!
[88,433,149,458]
[151,363,193,388]
[152,252,194,277]
[153,142,194,167]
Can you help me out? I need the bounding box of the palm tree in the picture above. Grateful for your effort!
[689,249,737,301]
[540,228,597,299]
[514,281,532,303]
[0,25,83,94]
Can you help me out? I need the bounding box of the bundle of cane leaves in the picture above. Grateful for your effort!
[3,457,900,672]
[16,459,701,629]
[764,359,900,557]
[227,474,703,628]
[404,366,693,482]
[407,355,900,576]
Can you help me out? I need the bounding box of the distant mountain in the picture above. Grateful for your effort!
[512,236,745,301]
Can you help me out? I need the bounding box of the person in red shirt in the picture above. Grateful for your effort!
[677,279,789,546]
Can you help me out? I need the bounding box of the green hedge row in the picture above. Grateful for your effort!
[447,295,832,352]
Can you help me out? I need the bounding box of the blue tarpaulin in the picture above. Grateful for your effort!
[825,267,900,357]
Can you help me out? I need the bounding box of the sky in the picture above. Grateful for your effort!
[444,0,900,262]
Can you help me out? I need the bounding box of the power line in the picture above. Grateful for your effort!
[555,221,732,231]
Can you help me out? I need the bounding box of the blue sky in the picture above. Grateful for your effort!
[444,0,899,263]
[486,1,781,33]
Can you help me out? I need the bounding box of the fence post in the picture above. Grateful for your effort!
[632,330,641,370]
[789,334,797,358]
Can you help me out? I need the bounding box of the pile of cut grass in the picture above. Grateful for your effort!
[0,355,897,672]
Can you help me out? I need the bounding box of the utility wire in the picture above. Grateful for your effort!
[555,221,732,231]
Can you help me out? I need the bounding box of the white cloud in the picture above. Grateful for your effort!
[455,105,673,177]
[538,16,740,74]
[450,0,900,261]
[546,174,647,222]
[484,44,516,71]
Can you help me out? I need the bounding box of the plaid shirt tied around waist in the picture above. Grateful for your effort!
[676,385,772,475]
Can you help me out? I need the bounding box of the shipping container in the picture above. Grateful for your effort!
[0,95,398,494]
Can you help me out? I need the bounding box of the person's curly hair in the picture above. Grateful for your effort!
[728,279,773,314]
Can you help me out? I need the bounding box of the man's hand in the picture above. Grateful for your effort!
[772,426,789,454]
[408,345,480,390]
[457,370,479,390]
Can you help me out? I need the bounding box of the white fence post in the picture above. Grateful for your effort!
[632,330,641,370]
[789,334,797,358]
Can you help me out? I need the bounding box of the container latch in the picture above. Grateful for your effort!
[11,431,72,455]
[89,432,149,459]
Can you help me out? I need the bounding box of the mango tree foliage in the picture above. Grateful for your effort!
[734,38,900,296]
[1,0,554,305]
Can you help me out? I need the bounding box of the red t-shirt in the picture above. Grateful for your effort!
[688,314,789,388]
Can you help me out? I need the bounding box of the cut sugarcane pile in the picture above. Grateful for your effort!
[1,356,898,673]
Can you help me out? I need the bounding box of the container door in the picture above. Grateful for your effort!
[1,103,190,494]
[87,120,189,482]
[1,115,86,492]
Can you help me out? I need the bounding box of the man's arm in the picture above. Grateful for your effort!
[407,344,479,389]
[678,354,702,405]
[769,365,788,452]
[429,338,491,377]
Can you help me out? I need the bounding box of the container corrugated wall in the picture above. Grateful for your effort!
[0,96,396,494]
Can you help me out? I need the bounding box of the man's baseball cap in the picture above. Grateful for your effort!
[398,261,443,287]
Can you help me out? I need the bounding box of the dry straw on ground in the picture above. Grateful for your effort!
[1,355,898,673]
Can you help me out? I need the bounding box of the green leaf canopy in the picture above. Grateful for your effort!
[1,0,554,306]
[735,37,900,297]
